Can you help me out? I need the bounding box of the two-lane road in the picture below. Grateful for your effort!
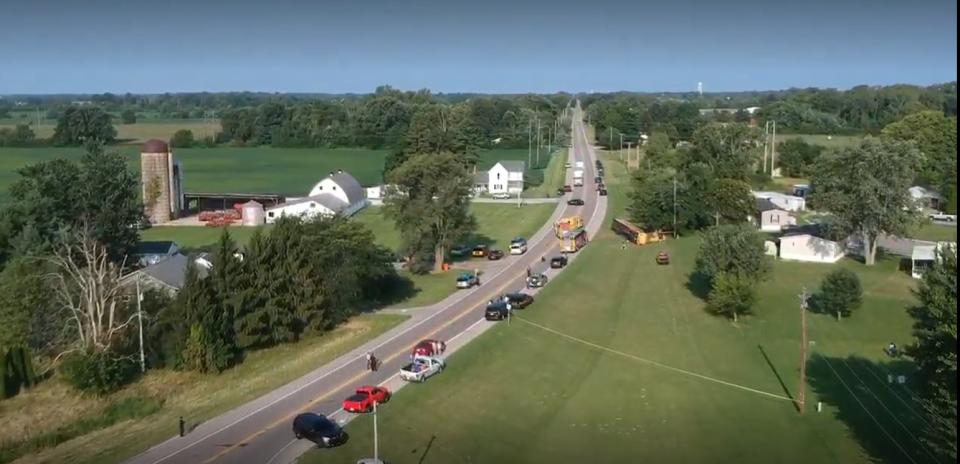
[127,105,605,464]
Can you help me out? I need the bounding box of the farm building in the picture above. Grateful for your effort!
[265,170,366,224]
[473,161,525,195]
[140,139,184,224]
[778,234,845,263]
[754,198,796,232]
[752,191,806,212]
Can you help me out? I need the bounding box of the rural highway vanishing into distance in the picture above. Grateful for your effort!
[127,103,608,464]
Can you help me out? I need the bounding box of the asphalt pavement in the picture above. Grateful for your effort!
[125,104,606,464]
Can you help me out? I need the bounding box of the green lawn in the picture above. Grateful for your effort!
[302,150,929,464]
[1,313,407,464]
[907,223,958,242]
[140,225,265,251]
[0,146,390,200]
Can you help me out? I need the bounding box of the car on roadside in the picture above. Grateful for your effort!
[656,251,670,265]
[293,413,349,448]
[485,300,510,320]
[487,249,505,260]
[400,355,445,382]
[556,187,566,195]
[550,255,568,268]
[594,176,603,184]
[599,188,608,196]
[472,244,489,258]
[455,272,480,289]
[449,244,470,258]
[565,162,571,169]
[342,386,391,413]
[412,339,446,357]
[567,198,584,206]
[505,292,534,309]
[526,273,548,288]
[563,185,573,192]
[509,237,528,255]
[492,192,511,200]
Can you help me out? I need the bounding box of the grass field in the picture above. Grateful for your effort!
[0,146,390,200]
[908,223,958,242]
[0,120,221,144]
[302,149,930,464]
[1,313,407,464]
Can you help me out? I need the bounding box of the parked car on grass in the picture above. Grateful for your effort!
[492,192,512,200]
[456,272,480,289]
[526,273,548,288]
[342,386,391,413]
[505,292,534,309]
[599,188,608,196]
[563,185,573,192]
[487,249,505,260]
[656,251,670,265]
[293,413,349,448]
[472,244,489,257]
[567,198,584,206]
[400,355,445,382]
[594,176,603,183]
[550,255,568,268]
[450,244,469,258]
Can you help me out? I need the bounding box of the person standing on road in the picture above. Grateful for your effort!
[365,351,373,371]
[370,353,379,372]
[526,266,532,278]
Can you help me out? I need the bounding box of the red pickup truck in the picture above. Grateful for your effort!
[412,339,446,357]
[342,386,391,413]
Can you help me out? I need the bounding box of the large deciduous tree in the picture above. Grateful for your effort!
[687,122,759,180]
[882,111,958,213]
[810,138,921,265]
[777,138,824,178]
[385,152,476,272]
[908,247,957,461]
[52,107,117,145]
[695,224,770,284]
[706,178,753,226]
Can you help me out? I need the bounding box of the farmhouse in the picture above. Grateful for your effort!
[265,170,366,224]
[752,191,806,212]
[473,161,525,195]
[754,198,796,232]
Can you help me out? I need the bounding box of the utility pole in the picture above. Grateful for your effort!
[762,121,769,173]
[798,287,810,414]
[373,400,379,462]
[536,118,542,168]
[619,133,624,161]
[136,277,146,373]
[625,142,634,167]
[527,119,532,169]
[673,177,678,238]
[770,120,777,177]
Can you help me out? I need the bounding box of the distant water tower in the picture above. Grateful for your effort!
[697,82,703,97]
[140,139,183,224]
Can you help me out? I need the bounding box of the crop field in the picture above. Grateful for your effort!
[302,151,929,464]
[0,120,220,144]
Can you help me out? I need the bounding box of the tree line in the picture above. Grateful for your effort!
[0,143,395,395]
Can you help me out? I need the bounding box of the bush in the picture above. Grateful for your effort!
[120,110,137,124]
[60,351,138,395]
[169,129,195,148]
[817,268,863,320]
[706,273,756,322]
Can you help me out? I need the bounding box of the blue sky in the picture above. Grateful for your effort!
[0,0,956,94]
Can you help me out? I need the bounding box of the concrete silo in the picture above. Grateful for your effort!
[140,139,182,224]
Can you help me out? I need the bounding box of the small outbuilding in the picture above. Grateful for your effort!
[778,234,845,263]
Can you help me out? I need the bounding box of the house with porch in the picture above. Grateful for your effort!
[472,161,526,195]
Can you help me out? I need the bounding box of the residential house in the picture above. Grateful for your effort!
[910,242,956,279]
[131,241,179,267]
[473,161,526,195]
[755,198,796,232]
[778,233,845,263]
[909,186,944,211]
[752,191,806,212]
[121,253,210,295]
[265,170,367,224]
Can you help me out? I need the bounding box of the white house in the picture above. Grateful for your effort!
[909,186,944,211]
[753,191,806,212]
[911,242,956,279]
[473,161,525,195]
[265,170,367,224]
[755,198,797,232]
[778,234,845,263]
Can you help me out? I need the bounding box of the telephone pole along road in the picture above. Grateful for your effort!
[127,103,607,464]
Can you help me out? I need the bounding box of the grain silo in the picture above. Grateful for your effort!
[241,201,265,226]
[140,139,182,224]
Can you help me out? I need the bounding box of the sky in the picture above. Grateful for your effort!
[0,0,956,94]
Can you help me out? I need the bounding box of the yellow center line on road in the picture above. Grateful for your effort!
[202,267,532,463]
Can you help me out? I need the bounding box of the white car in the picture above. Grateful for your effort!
[492,192,511,200]
[509,237,528,255]
[929,212,957,222]
[400,356,445,382]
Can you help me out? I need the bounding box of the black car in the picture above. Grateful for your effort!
[293,413,349,448]
[485,301,510,320]
[597,169,605,177]
[594,176,603,184]
[550,255,568,268]
[567,198,585,206]
[505,292,535,309]
[487,249,505,260]
[599,188,608,196]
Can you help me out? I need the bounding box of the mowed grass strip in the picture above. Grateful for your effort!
[301,150,928,464]
[4,314,407,464]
